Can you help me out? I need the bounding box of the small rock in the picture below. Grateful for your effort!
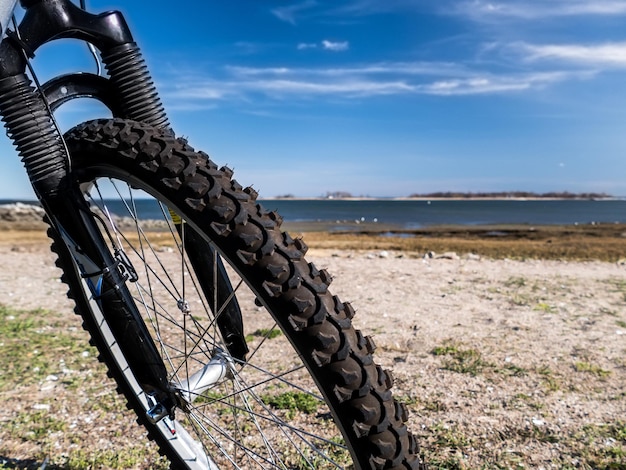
[436,252,460,260]
[379,250,389,259]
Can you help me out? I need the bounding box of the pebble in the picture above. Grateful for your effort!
[436,252,460,260]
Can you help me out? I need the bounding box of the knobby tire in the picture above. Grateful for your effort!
[47,118,423,469]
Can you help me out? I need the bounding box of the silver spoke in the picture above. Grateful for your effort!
[78,176,353,469]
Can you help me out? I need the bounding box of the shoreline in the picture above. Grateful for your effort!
[3,196,623,204]
[262,196,623,201]
[1,221,624,262]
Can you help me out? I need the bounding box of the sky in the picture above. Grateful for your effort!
[1,0,626,198]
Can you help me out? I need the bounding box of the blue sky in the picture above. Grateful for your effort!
[2,0,626,198]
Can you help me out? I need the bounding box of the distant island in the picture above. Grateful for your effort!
[271,191,614,200]
[407,191,612,200]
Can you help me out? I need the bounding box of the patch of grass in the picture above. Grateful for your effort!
[499,363,528,377]
[616,320,626,328]
[419,454,466,470]
[262,391,319,417]
[0,305,172,470]
[64,448,170,470]
[574,361,611,378]
[0,305,95,390]
[397,394,448,413]
[431,341,488,376]
[505,276,527,288]
[191,388,228,405]
[515,422,560,444]
[279,435,351,470]
[431,343,459,356]
[9,410,67,441]
[536,365,561,392]
[246,327,283,342]
[510,293,532,306]
[534,302,556,313]
[511,393,544,411]
[569,422,626,467]
[429,422,472,450]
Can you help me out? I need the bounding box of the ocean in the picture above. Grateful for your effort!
[262,199,626,229]
[3,198,625,230]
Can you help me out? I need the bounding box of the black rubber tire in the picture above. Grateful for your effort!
[50,118,423,469]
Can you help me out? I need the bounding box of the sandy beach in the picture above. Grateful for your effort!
[0,230,624,468]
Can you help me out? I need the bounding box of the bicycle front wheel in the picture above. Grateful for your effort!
[51,118,422,469]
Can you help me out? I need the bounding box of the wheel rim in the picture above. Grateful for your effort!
[73,175,355,469]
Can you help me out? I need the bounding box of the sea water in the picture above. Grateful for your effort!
[3,198,624,230]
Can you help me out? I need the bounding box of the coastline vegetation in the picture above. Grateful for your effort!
[271,191,614,200]
[297,223,626,262]
[407,191,612,200]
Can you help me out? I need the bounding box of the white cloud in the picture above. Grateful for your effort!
[420,72,578,96]
[296,41,350,51]
[225,62,469,79]
[454,0,626,20]
[521,42,626,67]
[249,79,414,96]
[322,40,350,51]
[271,0,317,24]
[327,0,426,16]
[161,61,589,103]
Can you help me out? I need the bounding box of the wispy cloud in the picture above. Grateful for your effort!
[321,40,349,51]
[271,0,427,25]
[326,0,427,16]
[273,0,626,24]
[296,40,349,51]
[519,41,626,67]
[160,60,591,106]
[454,0,626,20]
[271,0,317,24]
[421,71,586,96]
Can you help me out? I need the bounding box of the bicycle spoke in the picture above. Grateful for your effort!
[79,177,354,469]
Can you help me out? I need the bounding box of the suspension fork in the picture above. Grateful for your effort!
[0,0,248,405]
[0,0,175,403]
[0,0,169,198]
[5,0,249,364]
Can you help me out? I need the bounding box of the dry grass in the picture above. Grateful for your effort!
[2,221,625,261]
[2,223,626,262]
[292,223,626,261]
